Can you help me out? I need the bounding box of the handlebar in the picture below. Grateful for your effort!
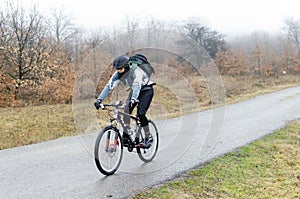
[99,100,140,110]
[99,100,123,110]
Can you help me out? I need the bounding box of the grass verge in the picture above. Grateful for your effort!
[133,120,300,199]
[0,104,76,150]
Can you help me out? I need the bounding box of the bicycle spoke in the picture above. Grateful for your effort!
[137,121,159,162]
[94,128,123,175]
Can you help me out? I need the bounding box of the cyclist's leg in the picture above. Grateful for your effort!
[137,87,154,147]
[122,91,137,144]
[123,91,136,129]
[137,88,153,126]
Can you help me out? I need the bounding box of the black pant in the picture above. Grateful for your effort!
[124,86,154,127]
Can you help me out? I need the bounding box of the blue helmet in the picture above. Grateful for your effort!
[113,55,129,69]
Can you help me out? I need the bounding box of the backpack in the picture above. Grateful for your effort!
[129,54,155,77]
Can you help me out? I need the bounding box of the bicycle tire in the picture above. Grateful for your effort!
[94,126,123,175]
[137,120,159,162]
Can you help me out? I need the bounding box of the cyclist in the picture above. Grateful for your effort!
[94,54,155,148]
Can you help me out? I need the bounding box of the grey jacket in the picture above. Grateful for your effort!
[97,66,154,101]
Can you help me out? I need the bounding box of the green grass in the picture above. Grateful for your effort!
[133,120,300,199]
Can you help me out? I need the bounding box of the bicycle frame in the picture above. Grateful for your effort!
[102,101,143,147]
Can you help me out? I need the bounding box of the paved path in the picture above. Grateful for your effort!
[1,86,300,198]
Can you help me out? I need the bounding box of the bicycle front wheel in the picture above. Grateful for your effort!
[94,126,123,176]
[137,120,159,163]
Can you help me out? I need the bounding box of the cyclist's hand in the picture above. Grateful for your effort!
[127,99,136,109]
[94,99,102,110]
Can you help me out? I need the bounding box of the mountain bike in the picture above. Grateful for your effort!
[94,100,159,176]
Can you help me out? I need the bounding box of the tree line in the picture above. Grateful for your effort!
[0,1,300,107]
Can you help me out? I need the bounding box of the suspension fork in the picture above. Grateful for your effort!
[113,129,119,148]
[105,131,111,151]
[109,111,121,150]
[105,128,120,151]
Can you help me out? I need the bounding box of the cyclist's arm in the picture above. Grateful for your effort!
[97,72,120,101]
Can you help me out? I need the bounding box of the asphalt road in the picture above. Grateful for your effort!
[1,86,300,199]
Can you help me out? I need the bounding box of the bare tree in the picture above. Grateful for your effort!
[101,27,121,56]
[251,44,264,76]
[0,2,49,99]
[0,9,7,71]
[120,16,139,52]
[84,29,104,69]
[280,37,296,74]
[46,7,77,45]
[178,18,227,59]
[145,17,174,47]
[45,6,82,65]
[283,17,300,52]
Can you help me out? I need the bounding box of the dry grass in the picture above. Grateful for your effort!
[0,104,76,150]
[0,74,300,150]
[222,75,300,103]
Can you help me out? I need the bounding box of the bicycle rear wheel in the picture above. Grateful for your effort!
[94,126,123,175]
[137,120,159,163]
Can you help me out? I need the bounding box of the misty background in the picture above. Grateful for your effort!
[1,0,300,107]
